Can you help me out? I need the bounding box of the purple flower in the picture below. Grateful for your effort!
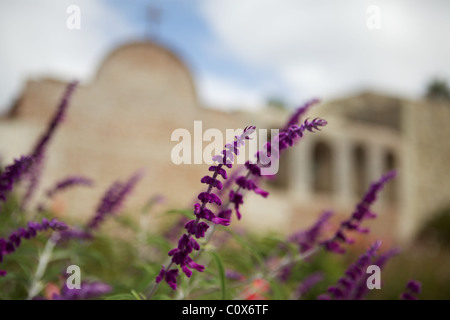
[0,156,33,208]
[282,98,320,132]
[46,176,94,198]
[352,248,399,300]
[30,81,78,159]
[320,240,382,300]
[53,227,93,244]
[225,269,244,281]
[295,272,324,299]
[322,171,396,254]
[86,170,144,230]
[289,211,333,254]
[157,126,256,291]
[227,117,327,222]
[400,280,422,300]
[21,82,78,210]
[52,281,112,300]
[0,218,68,276]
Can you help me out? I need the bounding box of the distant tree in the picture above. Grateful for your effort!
[267,97,287,109]
[425,79,450,102]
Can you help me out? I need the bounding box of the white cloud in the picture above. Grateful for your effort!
[197,73,265,110]
[199,0,450,102]
[0,0,138,114]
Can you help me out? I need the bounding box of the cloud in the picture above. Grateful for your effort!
[196,72,265,110]
[199,0,450,102]
[0,0,138,113]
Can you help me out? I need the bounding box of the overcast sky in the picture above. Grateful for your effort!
[0,0,449,114]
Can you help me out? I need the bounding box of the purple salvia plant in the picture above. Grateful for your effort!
[51,281,112,300]
[221,118,327,221]
[352,247,399,300]
[322,171,397,254]
[154,126,256,291]
[294,272,324,299]
[86,170,144,230]
[319,240,382,300]
[53,227,93,243]
[289,210,333,254]
[0,156,33,209]
[0,218,68,276]
[46,176,93,198]
[400,280,422,300]
[55,170,143,243]
[21,81,78,209]
[282,98,320,132]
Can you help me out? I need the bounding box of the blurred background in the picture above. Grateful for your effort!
[0,0,449,299]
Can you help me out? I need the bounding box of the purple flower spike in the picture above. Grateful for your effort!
[323,171,396,254]
[282,99,320,131]
[21,82,78,210]
[401,280,422,300]
[46,176,93,198]
[0,156,33,208]
[157,126,256,291]
[320,241,383,300]
[0,218,68,276]
[87,170,144,230]
[406,280,422,294]
[231,116,327,222]
[289,211,333,254]
[53,281,112,300]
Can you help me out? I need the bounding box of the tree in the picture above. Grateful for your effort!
[425,79,450,102]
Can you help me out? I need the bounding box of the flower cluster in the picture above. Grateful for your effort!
[295,272,324,299]
[87,170,144,230]
[401,280,422,300]
[320,240,382,300]
[222,118,327,222]
[21,81,78,210]
[322,171,397,254]
[51,281,112,300]
[0,156,33,207]
[55,170,143,244]
[46,176,93,198]
[0,218,68,276]
[350,247,399,300]
[156,126,256,290]
[282,98,320,132]
[289,210,333,254]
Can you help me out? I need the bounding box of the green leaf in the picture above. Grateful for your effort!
[104,293,135,300]
[164,209,193,219]
[152,294,173,300]
[268,278,284,300]
[226,229,265,271]
[209,251,227,300]
[130,290,146,300]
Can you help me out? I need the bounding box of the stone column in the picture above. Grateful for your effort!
[368,142,385,205]
[335,138,353,207]
[291,136,313,202]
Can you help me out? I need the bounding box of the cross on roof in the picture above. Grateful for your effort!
[146,5,162,40]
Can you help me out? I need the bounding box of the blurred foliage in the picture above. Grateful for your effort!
[417,206,450,247]
[425,78,450,102]
[2,192,447,300]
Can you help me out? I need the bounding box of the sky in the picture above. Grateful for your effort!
[0,0,449,114]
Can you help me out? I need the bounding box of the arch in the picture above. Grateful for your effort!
[312,141,333,194]
[384,150,397,203]
[353,144,368,198]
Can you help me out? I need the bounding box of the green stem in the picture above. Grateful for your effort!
[27,235,56,300]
